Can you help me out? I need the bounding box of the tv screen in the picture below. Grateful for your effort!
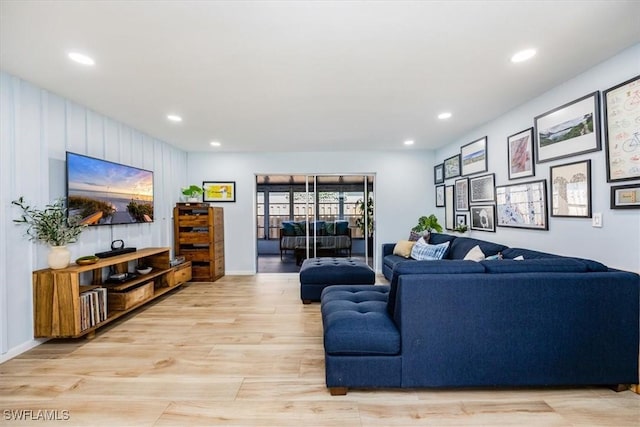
[66,152,154,226]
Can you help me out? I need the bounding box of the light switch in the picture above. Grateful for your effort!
[592,212,602,228]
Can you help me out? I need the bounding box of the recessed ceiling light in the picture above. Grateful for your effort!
[511,48,536,63]
[167,114,182,122]
[68,51,95,66]
[210,141,221,147]
[404,140,415,146]
[438,112,452,120]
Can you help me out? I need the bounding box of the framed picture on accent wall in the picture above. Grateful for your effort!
[469,173,495,203]
[434,163,445,184]
[435,185,445,207]
[470,205,495,232]
[454,178,469,211]
[611,183,640,209]
[603,74,640,182]
[203,181,236,202]
[550,160,591,218]
[445,185,455,230]
[443,154,461,180]
[495,180,548,230]
[507,128,535,180]
[460,137,488,176]
[534,91,601,163]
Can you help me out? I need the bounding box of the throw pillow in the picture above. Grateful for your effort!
[410,239,450,261]
[514,255,525,260]
[282,222,296,236]
[292,222,305,236]
[335,220,349,235]
[485,253,503,261]
[393,240,416,258]
[409,231,429,242]
[325,221,336,235]
[463,245,485,262]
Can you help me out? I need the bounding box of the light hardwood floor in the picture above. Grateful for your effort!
[1,274,638,426]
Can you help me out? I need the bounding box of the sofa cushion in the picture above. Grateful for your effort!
[463,245,486,261]
[502,248,609,272]
[393,240,415,258]
[322,286,399,355]
[480,258,588,274]
[335,220,349,235]
[325,221,335,235]
[293,221,306,236]
[447,237,507,260]
[411,239,450,260]
[281,221,296,236]
[428,233,457,245]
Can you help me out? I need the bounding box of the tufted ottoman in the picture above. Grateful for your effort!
[299,257,376,304]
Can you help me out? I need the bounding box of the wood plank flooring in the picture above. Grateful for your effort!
[1,274,638,426]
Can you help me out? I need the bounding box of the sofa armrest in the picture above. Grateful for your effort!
[382,243,396,257]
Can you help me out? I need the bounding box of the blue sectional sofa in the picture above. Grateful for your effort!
[320,233,639,395]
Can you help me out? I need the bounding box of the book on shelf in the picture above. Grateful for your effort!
[80,287,108,331]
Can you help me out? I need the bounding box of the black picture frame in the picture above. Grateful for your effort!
[460,136,488,176]
[435,185,445,207]
[603,75,640,182]
[443,154,461,180]
[434,163,445,184]
[495,180,548,230]
[445,185,455,230]
[469,173,495,203]
[507,127,535,180]
[611,183,640,209]
[534,91,601,163]
[454,178,469,211]
[550,160,591,218]
[455,213,468,227]
[470,205,495,232]
[203,181,237,202]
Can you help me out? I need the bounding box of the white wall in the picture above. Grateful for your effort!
[0,72,188,362]
[187,150,434,274]
[435,44,640,273]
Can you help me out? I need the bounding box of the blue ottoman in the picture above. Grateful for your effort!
[299,257,376,303]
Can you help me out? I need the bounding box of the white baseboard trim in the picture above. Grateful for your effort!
[0,338,47,364]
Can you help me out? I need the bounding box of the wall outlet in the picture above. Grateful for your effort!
[592,212,603,228]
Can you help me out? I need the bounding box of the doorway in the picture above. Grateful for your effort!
[256,174,375,273]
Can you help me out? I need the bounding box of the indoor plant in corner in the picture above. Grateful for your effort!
[182,185,204,202]
[12,196,86,269]
[411,214,443,238]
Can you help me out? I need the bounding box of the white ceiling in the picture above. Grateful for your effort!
[1,1,639,153]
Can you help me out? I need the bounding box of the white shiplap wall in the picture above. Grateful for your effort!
[0,72,187,361]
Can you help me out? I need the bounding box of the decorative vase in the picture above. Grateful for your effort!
[48,245,71,269]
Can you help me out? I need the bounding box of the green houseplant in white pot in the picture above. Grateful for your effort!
[181,185,204,202]
[12,197,86,269]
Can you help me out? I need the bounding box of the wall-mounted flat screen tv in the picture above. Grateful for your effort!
[66,152,154,226]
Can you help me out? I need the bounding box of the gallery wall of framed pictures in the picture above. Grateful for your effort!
[433,73,640,235]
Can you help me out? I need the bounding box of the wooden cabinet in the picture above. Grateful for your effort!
[173,203,225,281]
[32,247,191,339]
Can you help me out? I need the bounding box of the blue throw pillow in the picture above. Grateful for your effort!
[282,221,296,236]
[325,221,336,235]
[293,222,306,236]
[410,238,450,260]
[335,221,349,235]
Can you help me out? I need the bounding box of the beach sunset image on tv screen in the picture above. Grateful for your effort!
[66,152,154,225]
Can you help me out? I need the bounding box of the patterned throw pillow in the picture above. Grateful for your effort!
[409,231,429,242]
[292,222,306,236]
[410,238,449,260]
[325,221,336,235]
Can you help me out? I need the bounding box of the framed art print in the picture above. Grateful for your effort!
[443,154,461,180]
[445,185,455,230]
[603,75,640,182]
[550,160,591,218]
[203,181,236,202]
[435,184,445,207]
[495,180,548,230]
[534,91,601,163]
[470,205,495,232]
[456,213,468,227]
[611,183,640,209]
[454,178,469,211]
[434,163,445,184]
[507,128,535,179]
[469,173,495,203]
[461,136,488,176]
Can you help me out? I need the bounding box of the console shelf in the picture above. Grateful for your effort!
[32,247,192,339]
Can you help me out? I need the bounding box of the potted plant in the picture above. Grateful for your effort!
[355,196,374,253]
[181,185,203,202]
[411,214,443,235]
[453,223,468,233]
[12,196,87,269]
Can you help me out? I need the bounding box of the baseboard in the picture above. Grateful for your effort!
[0,338,47,364]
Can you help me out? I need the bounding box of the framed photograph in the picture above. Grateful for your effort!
[203,181,236,202]
[434,163,445,184]
[445,185,455,230]
[603,75,640,182]
[454,178,469,211]
[534,91,601,163]
[495,180,548,230]
[456,213,468,227]
[435,185,445,207]
[507,128,535,179]
[461,136,488,176]
[443,154,461,180]
[470,205,495,232]
[611,183,640,209]
[549,160,591,218]
[469,173,495,203]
